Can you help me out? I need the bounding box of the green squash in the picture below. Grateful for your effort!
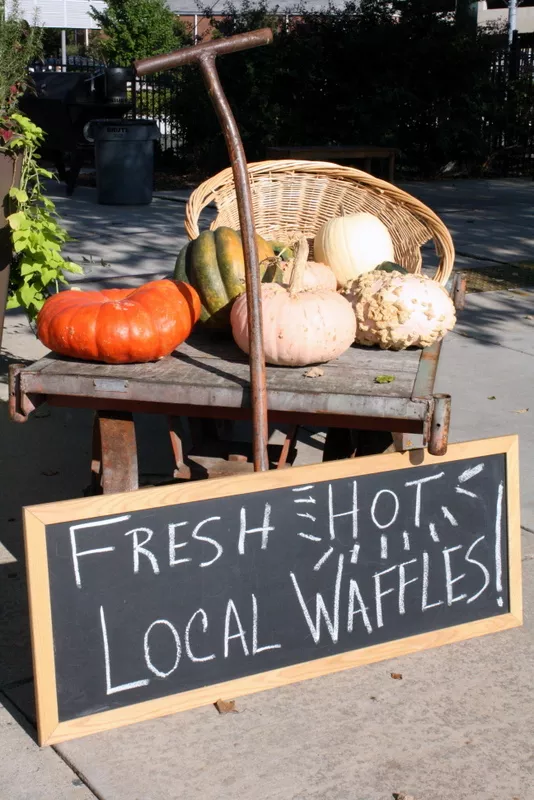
[174,227,275,329]
[268,240,294,261]
[376,261,409,275]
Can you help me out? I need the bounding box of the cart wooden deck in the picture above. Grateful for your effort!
[10,331,449,494]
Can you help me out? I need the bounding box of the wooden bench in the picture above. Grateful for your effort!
[266,146,398,182]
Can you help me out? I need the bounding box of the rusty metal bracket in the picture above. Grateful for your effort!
[135,30,273,473]
[428,393,451,456]
[8,363,44,422]
[452,272,466,311]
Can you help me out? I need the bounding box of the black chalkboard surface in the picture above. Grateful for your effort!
[24,436,522,745]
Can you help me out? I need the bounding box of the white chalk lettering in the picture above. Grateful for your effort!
[403,531,411,551]
[495,481,504,597]
[297,512,316,522]
[299,532,322,542]
[398,558,419,615]
[458,462,484,483]
[292,485,314,492]
[422,551,443,610]
[223,599,249,657]
[144,620,181,678]
[192,517,223,567]
[373,565,397,628]
[124,527,160,575]
[347,578,373,634]
[185,609,215,662]
[238,504,274,555]
[456,486,477,499]
[429,522,440,543]
[405,472,444,527]
[380,535,388,560]
[350,543,360,564]
[100,605,149,694]
[70,515,129,589]
[441,506,458,526]
[168,522,190,567]
[290,554,344,644]
[465,536,490,604]
[443,545,467,605]
[314,546,334,571]
[252,594,281,654]
[328,481,358,541]
[370,489,399,530]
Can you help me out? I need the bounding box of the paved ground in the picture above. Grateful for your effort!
[1,178,533,800]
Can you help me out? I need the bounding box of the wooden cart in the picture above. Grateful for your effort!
[9,318,455,495]
[9,30,460,495]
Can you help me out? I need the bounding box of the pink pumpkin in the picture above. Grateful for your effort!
[344,270,456,350]
[281,258,337,291]
[231,239,356,366]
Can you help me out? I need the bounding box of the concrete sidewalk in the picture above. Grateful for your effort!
[1,179,533,800]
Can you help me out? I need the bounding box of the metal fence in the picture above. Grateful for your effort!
[30,58,186,162]
[29,34,534,177]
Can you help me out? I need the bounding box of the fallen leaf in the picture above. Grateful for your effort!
[304,366,324,378]
[393,793,416,800]
[488,395,496,400]
[41,469,59,477]
[370,695,378,701]
[525,315,534,320]
[375,374,395,384]
[390,672,403,680]
[514,408,529,414]
[214,699,238,714]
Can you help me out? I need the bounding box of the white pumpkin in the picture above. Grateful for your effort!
[344,270,456,350]
[314,212,395,287]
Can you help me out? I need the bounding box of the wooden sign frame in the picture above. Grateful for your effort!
[24,435,522,746]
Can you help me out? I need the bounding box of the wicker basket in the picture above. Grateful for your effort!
[185,160,455,286]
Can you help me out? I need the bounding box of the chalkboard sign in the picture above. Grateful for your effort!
[24,436,522,745]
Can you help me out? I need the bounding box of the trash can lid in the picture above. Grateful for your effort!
[84,119,160,142]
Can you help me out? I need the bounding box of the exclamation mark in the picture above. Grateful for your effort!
[495,481,504,608]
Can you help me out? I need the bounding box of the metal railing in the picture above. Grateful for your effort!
[28,31,534,176]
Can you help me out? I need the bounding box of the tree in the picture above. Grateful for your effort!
[89,0,190,64]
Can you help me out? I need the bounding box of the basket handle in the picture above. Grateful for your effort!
[135,29,273,76]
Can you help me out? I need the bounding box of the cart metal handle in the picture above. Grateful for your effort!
[134,31,273,473]
[134,29,273,75]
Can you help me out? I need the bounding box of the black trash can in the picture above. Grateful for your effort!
[84,119,160,205]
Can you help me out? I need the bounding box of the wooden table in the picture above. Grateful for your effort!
[10,332,448,495]
[266,146,398,182]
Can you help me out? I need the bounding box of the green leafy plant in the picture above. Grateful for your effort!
[2,113,82,319]
[0,1,82,320]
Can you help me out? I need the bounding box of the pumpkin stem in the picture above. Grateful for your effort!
[289,238,309,296]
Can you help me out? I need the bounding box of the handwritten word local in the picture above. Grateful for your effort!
[69,465,502,696]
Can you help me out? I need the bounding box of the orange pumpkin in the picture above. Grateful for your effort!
[37,279,201,364]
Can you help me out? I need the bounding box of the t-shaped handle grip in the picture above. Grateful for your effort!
[134,28,273,76]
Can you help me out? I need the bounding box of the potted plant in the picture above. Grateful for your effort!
[0,0,82,348]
